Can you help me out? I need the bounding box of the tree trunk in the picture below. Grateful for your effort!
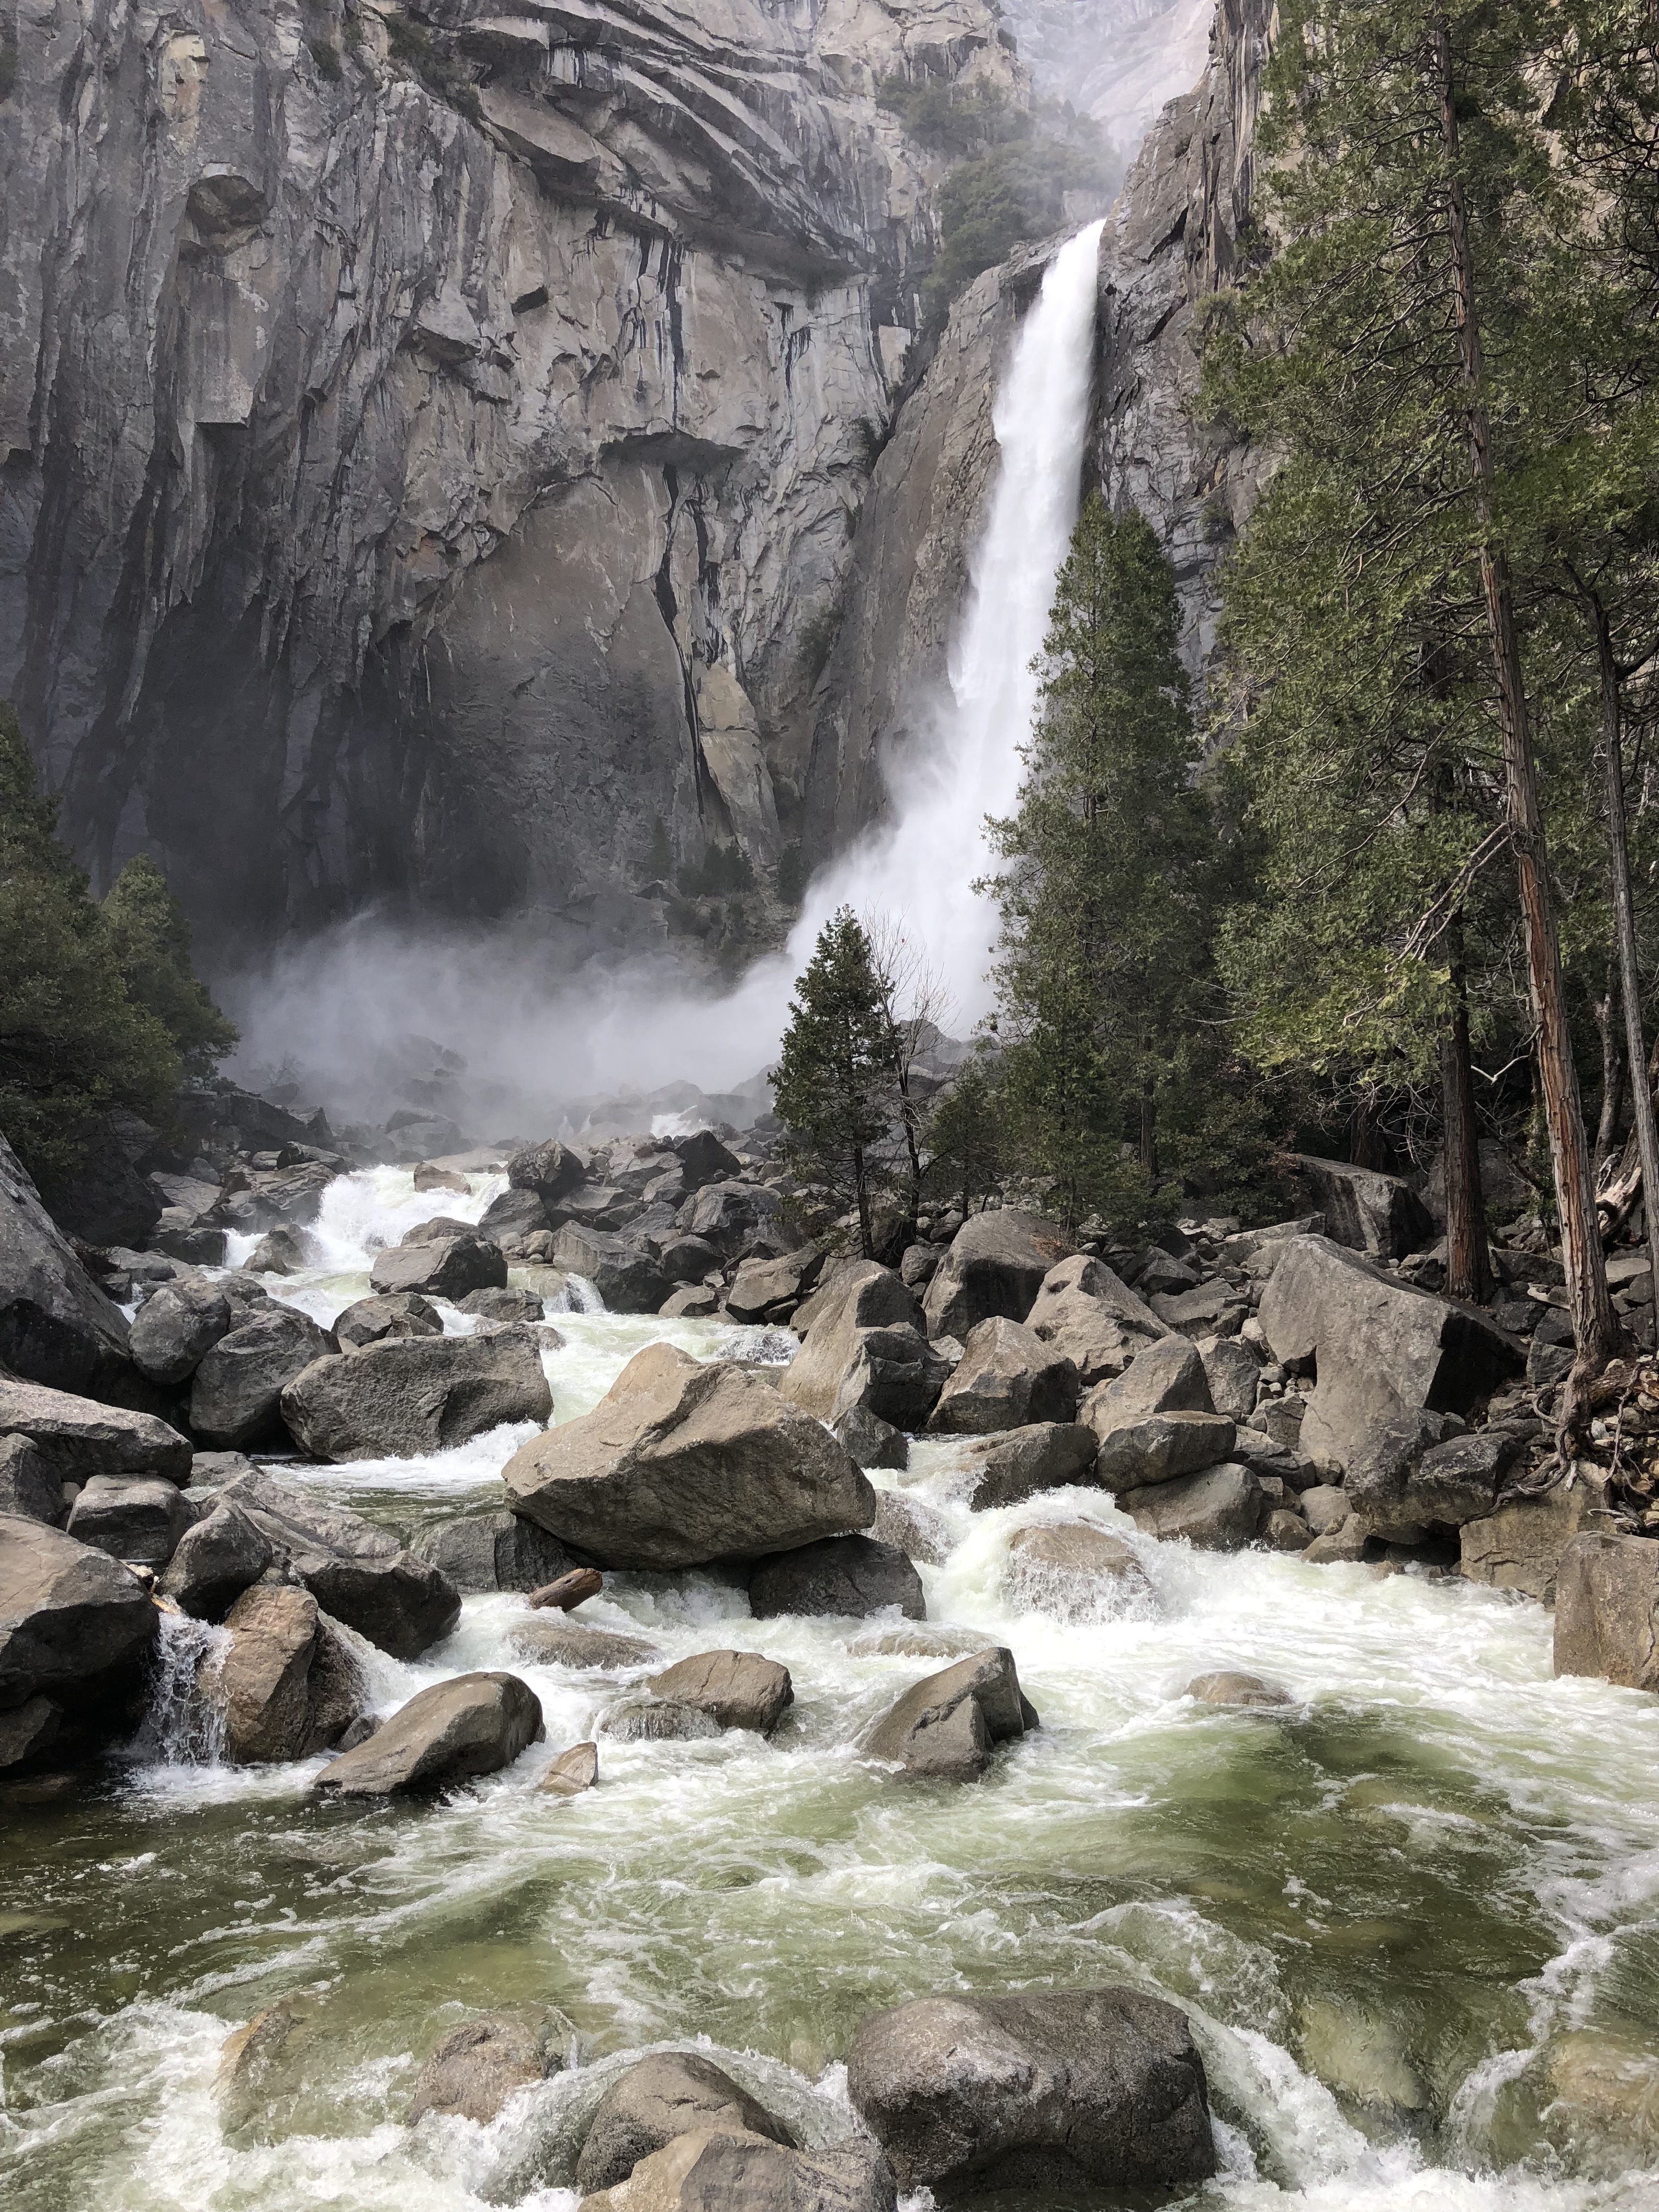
[1440,958,1490,1302]
[1594,961,1623,1163]
[1434,16,1616,1398]
[1589,584,1659,1314]
[1139,1073,1158,1185]
[852,1144,874,1259]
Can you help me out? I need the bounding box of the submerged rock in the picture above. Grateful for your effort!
[1186,1671,1293,1708]
[579,2129,895,2212]
[408,2006,571,2125]
[506,1620,660,1670]
[845,1986,1215,2196]
[1005,1522,1153,1617]
[540,1740,600,1796]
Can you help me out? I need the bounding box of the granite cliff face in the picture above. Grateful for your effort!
[0,0,1019,955]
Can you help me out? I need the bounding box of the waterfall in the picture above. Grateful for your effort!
[131,1610,232,1767]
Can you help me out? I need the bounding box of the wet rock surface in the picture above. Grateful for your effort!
[317,1671,543,1796]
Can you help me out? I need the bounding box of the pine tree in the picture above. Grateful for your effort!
[986,494,1220,1232]
[0,702,177,1187]
[104,855,239,1081]
[771,909,894,1256]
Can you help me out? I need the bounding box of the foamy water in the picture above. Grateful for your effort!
[4,1167,1658,2211]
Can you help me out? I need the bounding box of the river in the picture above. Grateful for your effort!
[3,1164,1658,2211]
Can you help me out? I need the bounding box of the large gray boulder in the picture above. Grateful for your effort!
[780,1262,941,1431]
[1460,1471,1613,1604]
[1258,1237,1521,1470]
[1084,1334,1214,1422]
[503,1343,876,1569]
[332,1293,444,1350]
[479,1187,552,1243]
[1024,1255,1166,1384]
[579,2129,895,2212]
[645,1650,794,1734]
[189,1307,335,1450]
[157,1500,274,1621]
[725,1248,824,1323]
[207,1583,366,1762]
[1198,1336,1263,1425]
[0,1132,142,1401]
[280,1328,552,1463]
[217,1472,460,1657]
[1089,1410,1237,1494]
[369,1230,507,1301]
[411,1510,573,1593]
[575,2051,794,2194]
[1345,1414,1524,1539]
[128,1274,233,1386]
[926,1316,1077,1436]
[508,1138,588,1211]
[1291,1155,1435,1259]
[0,1434,63,1524]
[317,1672,544,1795]
[409,2006,570,2126]
[0,1375,191,1481]
[922,1209,1073,1342]
[845,1987,1215,2196]
[65,1476,196,1567]
[749,1534,924,1621]
[0,1514,157,1709]
[957,1424,1099,1510]
[551,1224,670,1313]
[860,1646,1036,1782]
[673,1179,783,1259]
[1124,1464,1268,1550]
[1554,1533,1659,1691]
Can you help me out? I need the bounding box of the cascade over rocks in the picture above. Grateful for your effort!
[748,1534,925,1621]
[317,1671,544,1795]
[574,2051,796,2196]
[0,1515,159,1713]
[922,1210,1073,1343]
[217,1473,460,1657]
[1257,1238,1523,1471]
[845,1987,1215,2196]
[280,1328,552,1462]
[503,1344,875,1569]
[1005,1522,1154,1615]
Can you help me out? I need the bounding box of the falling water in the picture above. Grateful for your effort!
[129,1611,233,1768]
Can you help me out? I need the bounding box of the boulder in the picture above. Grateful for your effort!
[479,1187,551,1243]
[1005,1523,1154,1616]
[189,1308,334,1450]
[0,1375,191,1481]
[1086,1333,1214,1419]
[128,1275,232,1386]
[645,1650,794,1734]
[317,1671,544,1795]
[65,1476,196,1567]
[749,1535,924,1621]
[1262,1507,1313,1553]
[0,1692,61,1770]
[1460,1470,1612,1603]
[412,1510,572,1594]
[507,1619,661,1669]
[780,1263,933,1424]
[38,1114,165,1249]
[1301,1483,1350,1537]
[459,1285,545,1324]
[658,1237,723,1287]
[579,2129,895,2212]
[830,1326,951,1434]
[575,2052,795,2194]
[408,2006,569,2125]
[333,1293,444,1349]
[926,1317,1078,1436]
[673,1180,783,1259]
[1089,1410,1238,1494]
[1186,1671,1293,1708]
[870,1490,952,1565]
[0,1434,63,1524]
[1258,1237,1521,1470]
[1153,1284,1248,1336]
[1123,1464,1268,1550]
[509,1138,587,1210]
[217,1472,460,1657]
[1022,1260,1164,1386]
[847,1987,1214,2197]
[670,1129,745,1188]
[1290,1155,1435,1259]
[859,1646,1036,1782]
[725,1248,824,1323]
[369,1232,507,1302]
[503,1344,876,1569]
[660,1284,719,1319]
[0,1515,159,1709]
[208,1584,366,1762]
[0,1133,145,1401]
[157,1500,273,1620]
[187,1449,260,1491]
[244,1227,307,1275]
[1554,1533,1659,1690]
[1199,1337,1263,1423]
[1134,1248,1199,1296]
[832,1404,909,1470]
[922,1209,1073,1342]
[899,1242,940,1290]
[541,1740,599,1795]
[956,1423,1099,1510]
[551,1224,670,1312]
[1345,1413,1523,1539]
[280,1329,552,1463]
[412,1163,472,1195]
[602,1697,723,1743]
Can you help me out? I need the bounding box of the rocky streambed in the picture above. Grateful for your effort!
[3,1156,1659,2211]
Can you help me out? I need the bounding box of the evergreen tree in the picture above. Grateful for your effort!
[104,855,239,1081]
[925,1052,1007,1218]
[986,494,1219,1232]
[771,909,894,1256]
[0,703,177,1187]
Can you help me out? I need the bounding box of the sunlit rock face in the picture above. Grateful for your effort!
[0,0,1020,950]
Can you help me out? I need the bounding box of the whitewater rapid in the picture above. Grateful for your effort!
[3,1165,1658,2211]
